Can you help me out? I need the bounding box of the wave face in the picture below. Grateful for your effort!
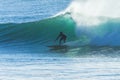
[0,15,77,49]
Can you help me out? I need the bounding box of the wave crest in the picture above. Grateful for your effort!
[60,0,120,26]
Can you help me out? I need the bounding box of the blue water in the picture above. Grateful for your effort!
[0,53,120,80]
[0,0,120,80]
[0,0,71,23]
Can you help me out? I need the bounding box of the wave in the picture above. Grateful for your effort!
[0,14,77,48]
[0,0,120,49]
[59,0,120,46]
[0,13,120,48]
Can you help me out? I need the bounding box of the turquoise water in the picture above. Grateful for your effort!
[0,0,120,80]
[0,0,120,49]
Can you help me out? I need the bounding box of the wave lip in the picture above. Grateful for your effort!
[57,0,120,26]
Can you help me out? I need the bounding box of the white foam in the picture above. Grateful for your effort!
[62,0,120,26]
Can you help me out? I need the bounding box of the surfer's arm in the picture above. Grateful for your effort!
[55,34,61,41]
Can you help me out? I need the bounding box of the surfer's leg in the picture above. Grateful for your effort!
[59,38,63,45]
[63,37,66,43]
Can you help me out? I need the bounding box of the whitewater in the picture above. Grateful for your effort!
[0,0,120,80]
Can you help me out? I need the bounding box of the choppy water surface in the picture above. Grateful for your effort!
[0,52,120,80]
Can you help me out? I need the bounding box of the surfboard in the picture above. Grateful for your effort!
[48,45,68,50]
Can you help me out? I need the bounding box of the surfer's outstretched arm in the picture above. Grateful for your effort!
[55,34,61,41]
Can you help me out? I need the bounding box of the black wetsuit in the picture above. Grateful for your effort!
[56,32,67,45]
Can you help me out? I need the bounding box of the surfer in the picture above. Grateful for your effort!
[55,32,67,45]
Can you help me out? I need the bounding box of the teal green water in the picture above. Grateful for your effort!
[0,14,77,47]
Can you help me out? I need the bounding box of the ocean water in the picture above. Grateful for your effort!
[1,53,120,80]
[0,0,120,80]
[0,0,71,23]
